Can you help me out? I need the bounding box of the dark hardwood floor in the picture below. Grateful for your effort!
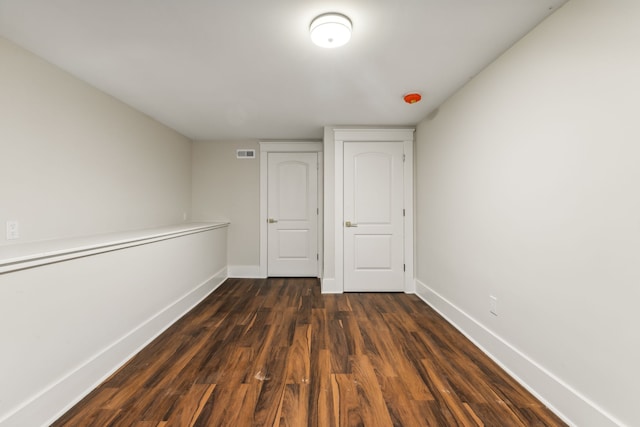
[52,278,566,426]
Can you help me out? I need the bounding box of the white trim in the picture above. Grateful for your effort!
[334,128,416,142]
[332,128,415,293]
[227,264,261,278]
[317,153,324,279]
[334,137,344,291]
[259,141,323,278]
[403,140,415,293]
[414,279,623,427]
[320,277,341,294]
[0,222,228,274]
[3,267,228,427]
[260,144,268,278]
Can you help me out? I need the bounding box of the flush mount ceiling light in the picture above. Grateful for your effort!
[309,13,352,48]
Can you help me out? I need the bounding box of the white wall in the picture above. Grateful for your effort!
[415,1,639,426]
[0,37,192,245]
[191,140,260,273]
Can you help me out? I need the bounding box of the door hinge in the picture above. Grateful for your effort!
[317,207,319,215]
[404,264,406,272]
[317,253,319,260]
[403,208,405,217]
[403,154,406,162]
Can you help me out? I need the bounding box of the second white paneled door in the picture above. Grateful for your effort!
[343,142,405,291]
[267,152,319,276]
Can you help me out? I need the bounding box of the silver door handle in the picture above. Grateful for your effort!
[345,221,358,227]
[268,218,278,223]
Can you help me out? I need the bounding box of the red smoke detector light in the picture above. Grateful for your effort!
[403,93,422,104]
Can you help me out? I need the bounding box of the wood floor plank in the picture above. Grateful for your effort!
[198,384,249,426]
[380,376,432,427]
[279,383,310,427]
[284,324,311,384]
[308,349,336,427]
[328,318,351,374]
[421,356,485,427]
[331,373,363,426]
[234,383,262,426]
[52,278,567,427]
[349,354,395,426]
[163,384,215,426]
[310,307,329,352]
[411,400,458,427]
[252,345,289,426]
[377,312,435,401]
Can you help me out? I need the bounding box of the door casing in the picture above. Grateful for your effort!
[331,128,415,293]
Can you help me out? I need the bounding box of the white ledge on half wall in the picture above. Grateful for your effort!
[0,222,230,274]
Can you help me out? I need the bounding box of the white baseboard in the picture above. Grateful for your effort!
[414,279,622,427]
[228,264,262,278]
[321,277,342,294]
[2,267,228,427]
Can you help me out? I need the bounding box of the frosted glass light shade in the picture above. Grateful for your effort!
[310,13,352,48]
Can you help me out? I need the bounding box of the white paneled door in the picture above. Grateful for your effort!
[267,152,319,276]
[344,142,405,291]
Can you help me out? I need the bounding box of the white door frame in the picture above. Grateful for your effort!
[333,128,414,293]
[259,141,323,278]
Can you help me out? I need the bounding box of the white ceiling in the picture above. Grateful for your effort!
[0,0,568,141]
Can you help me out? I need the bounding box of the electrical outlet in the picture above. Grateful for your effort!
[6,221,19,240]
[489,295,498,316]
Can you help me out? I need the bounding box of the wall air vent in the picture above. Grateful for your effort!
[236,149,256,159]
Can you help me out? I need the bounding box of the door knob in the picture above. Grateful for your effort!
[268,218,278,223]
[345,221,358,227]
